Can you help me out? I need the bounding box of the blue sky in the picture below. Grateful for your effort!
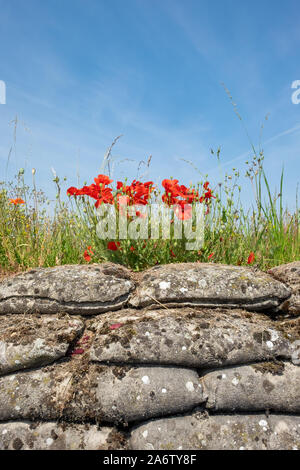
[0,0,300,211]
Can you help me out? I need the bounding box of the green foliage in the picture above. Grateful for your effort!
[0,150,299,274]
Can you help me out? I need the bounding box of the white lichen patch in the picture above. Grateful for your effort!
[231,377,239,386]
[142,430,148,439]
[259,419,268,428]
[266,341,274,350]
[185,381,195,392]
[142,376,150,385]
[159,281,171,290]
[198,279,207,289]
[268,329,279,342]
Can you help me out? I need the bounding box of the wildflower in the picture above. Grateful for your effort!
[162,179,199,207]
[174,202,192,220]
[247,252,255,264]
[83,251,91,262]
[208,253,214,260]
[94,175,113,186]
[136,210,147,218]
[130,246,135,252]
[83,245,94,262]
[107,241,120,251]
[117,180,154,208]
[170,249,176,258]
[67,174,114,207]
[9,198,25,205]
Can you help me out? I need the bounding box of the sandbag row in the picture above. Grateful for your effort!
[1,309,299,376]
[0,262,298,316]
[0,359,299,424]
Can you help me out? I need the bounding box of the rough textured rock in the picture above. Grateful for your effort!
[268,261,300,316]
[0,261,299,450]
[0,361,204,424]
[0,422,127,450]
[0,316,84,375]
[129,263,291,312]
[0,264,135,315]
[202,362,300,412]
[0,361,81,421]
[129,412,300,450]
[90,308,294,368]
[94,365,204,424]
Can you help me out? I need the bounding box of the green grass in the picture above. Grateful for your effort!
[0,147,299,274]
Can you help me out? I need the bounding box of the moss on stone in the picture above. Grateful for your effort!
[252,361,285,376]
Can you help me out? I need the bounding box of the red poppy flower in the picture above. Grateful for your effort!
[107,241,120,251]
[94,174,113,186]
[67,187,80,196]
[136,210,147,218]
[9,198,25,205]
[208,253,214,260]
[247,252,255,264]
[67,174,114,207]
[174,203,192,220]
[84,245,94,262]
[117,180,154,208]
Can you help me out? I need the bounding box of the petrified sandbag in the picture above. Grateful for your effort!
[0,422,127,450]
[94,365,205,424]
[90,308,294,368]
[0,361,204,424]
[129,412,300,450]
[0,264,134,315]
[268,261,300,316]
[0,315,84,376]
[129,263,291,312]
[202,362,300,412]
[0,361,81,421]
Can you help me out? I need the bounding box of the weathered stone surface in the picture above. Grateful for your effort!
[0,264,134,315]
[129,412,300,450]
[94,365,205,424]
[0,361,81,421]
[268,261,300,316]
[129,263,291,312]
[202,362,300,412]
[0,316,84,376]
[0,422,127,450]
[90,308,294,368]
[0,361,204,424]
